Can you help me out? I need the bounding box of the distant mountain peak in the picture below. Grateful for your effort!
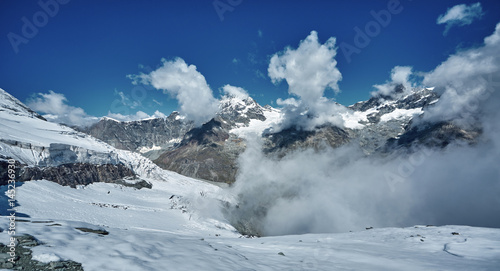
[218,95,267,125]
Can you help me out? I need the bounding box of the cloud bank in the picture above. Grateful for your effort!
[27,91,98,127]
[437,2,484,35]
[131,58,219,126]
[268,31,345,130]
[422,22,500,126]
[230,131,500,236]
[227,23,500,237]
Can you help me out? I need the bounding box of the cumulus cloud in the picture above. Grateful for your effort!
[226,24,500,237]
[106,110,167,122]
[27,91,98,127]
[130,58,218,126]
[437,2,484,35]
[269,30,342,104]
[371,66,415,97]
[221,84,250,99]
[268,31,345,130]
[422,22,500,126]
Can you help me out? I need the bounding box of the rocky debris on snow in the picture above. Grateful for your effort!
[0,234,83,271]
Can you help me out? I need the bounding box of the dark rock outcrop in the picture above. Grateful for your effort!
[154,116,242,183]
[386,121,482,149]
[263,125,351,157]
[15,163,136,188]
[0,159,24,185]
[0,234,84,270]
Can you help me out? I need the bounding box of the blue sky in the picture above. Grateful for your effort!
[1,0,500,124]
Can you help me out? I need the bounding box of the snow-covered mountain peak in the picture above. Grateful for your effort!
[351,87,438,112]
[343,87,440,129]
[219,95,259,114]
[217,95,270,125]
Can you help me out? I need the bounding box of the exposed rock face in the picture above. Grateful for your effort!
[154,117,244,184]
[16,163,136,188]
[386,121,482,149]
[81,112,194,160]
[348,87,442,154]
[0,159,24,185]
[263,125,351,157]
[0,158,138,188]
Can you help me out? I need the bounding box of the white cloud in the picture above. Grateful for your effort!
[422,22,500,125]
[268,30,342,104]
[268,31,345,130]
[258,29,263,38]
[27,91,98,127]
[152,110,168,119]
[371,66,414,97]
[106,110,167,122]
[226,23,500,237]
[229,129,500,236]
[276,97,299,107]
[130,57,218,126]
[437,2,484,35]
[221,84,250,100]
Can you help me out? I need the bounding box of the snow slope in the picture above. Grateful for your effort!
[1,88,500,270]
[1,180,499,271]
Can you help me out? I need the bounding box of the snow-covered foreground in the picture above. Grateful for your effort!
[1,87,499,270]
[1,180,499,271]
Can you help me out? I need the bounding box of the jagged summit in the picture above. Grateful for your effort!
[84,111,194,159]
[60,85,478,183]
[218,95,267,125]
[350,87,439,114]
[344,87,439,129]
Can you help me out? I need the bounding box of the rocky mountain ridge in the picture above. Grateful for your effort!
[6,86,481,185]
[79,86,483,184]
[82,111,194,160]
